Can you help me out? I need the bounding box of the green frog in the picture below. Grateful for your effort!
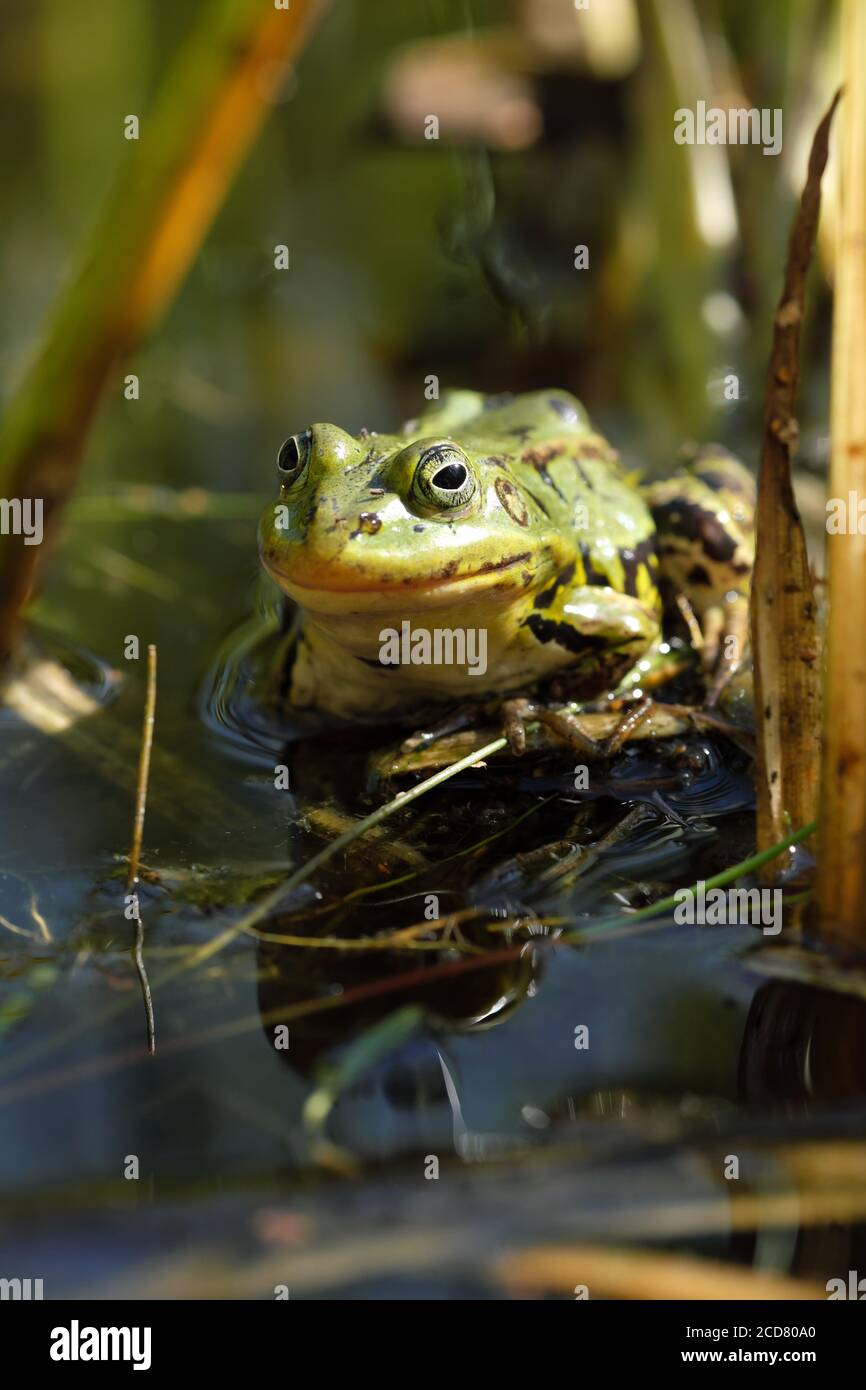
[258,389,754,752]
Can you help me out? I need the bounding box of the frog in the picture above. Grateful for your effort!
[258,389,754,754]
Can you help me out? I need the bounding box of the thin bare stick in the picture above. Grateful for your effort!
[128,645,157,1054]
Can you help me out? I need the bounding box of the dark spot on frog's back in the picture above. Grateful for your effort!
[687,563,711,587]
[495,476,530,526]
[573,460,595,491]
[650,498,738,564]
[523,485,551,517]
[521,442,566,501]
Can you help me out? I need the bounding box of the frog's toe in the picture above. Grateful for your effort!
[500,698,531,755]
[597,695,654,756]
[502,694,659,760]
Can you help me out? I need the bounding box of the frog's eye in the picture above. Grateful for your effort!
[414,444,476,510]
[276,430,311,484]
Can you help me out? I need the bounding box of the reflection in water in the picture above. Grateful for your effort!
[235,656,762,1165]
[257,891,540,1159]
[741,980,866,1108]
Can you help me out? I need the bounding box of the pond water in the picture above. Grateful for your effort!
[2,504,865,1297]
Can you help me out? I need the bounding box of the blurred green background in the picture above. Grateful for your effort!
[0,0,841,501]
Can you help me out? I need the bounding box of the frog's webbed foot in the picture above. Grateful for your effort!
[502,695,654,760]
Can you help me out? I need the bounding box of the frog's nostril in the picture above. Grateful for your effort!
[432,462,468,491]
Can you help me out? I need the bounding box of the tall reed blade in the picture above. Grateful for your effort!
[751,95,839,879]
[819,1,866,945]
[0,0,327,663]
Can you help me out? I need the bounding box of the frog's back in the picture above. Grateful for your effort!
[407,387,657,599]
[408,387,593,445]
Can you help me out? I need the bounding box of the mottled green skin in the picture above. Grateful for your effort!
[258,390,754,719]
[643,446,755,615]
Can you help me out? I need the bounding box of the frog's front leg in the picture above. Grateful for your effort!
[551,634,689,705]
[519,584,661,695]
[505,584,660,757]
[503,694,654,759]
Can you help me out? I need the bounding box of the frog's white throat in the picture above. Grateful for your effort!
[290,604,569,719]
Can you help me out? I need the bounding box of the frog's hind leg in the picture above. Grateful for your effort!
[702,591,750,706]
[644,447,755,608]
[644,447,755,703]
[504,579,662,756]
[672,586,750,705]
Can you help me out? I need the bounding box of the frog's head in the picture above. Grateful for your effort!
[258,423,550,616]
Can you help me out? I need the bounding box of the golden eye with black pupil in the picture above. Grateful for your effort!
[413,444,476,509]
[276,430,311,484]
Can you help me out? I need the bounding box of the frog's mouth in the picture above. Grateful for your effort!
[262,551,534,613]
